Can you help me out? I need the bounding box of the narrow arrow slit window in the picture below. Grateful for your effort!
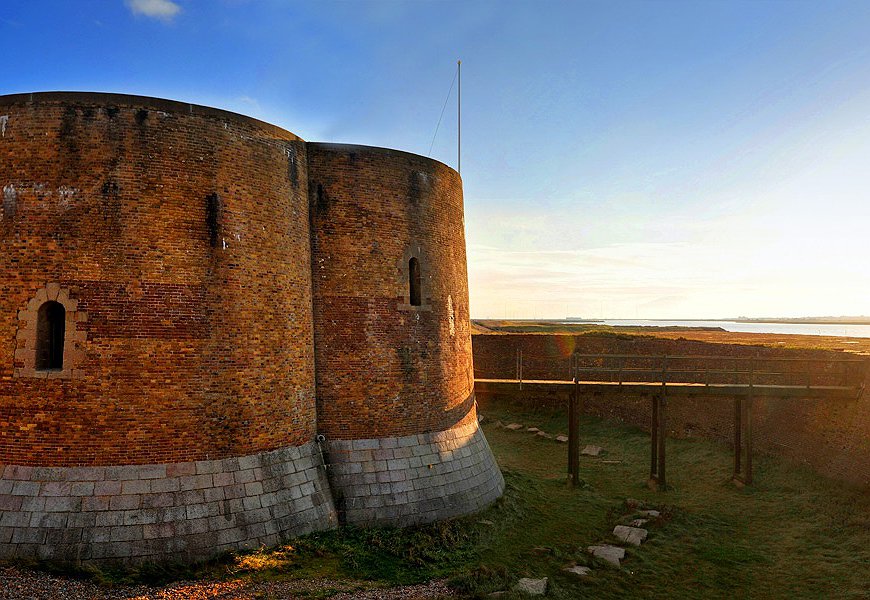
[409,257,422,306]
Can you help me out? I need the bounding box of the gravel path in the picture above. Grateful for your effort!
[0,567,457,599]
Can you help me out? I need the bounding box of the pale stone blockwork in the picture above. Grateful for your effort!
[0,444,337,563]
[326,418,505,526]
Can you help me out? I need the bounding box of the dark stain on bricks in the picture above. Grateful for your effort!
[312,183,329,216]
[408,171,421,207]
[398,346,415,382]
[59,107,81,179]
[100,179,122,226]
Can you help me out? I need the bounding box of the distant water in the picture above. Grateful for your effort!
[570,319,870,339]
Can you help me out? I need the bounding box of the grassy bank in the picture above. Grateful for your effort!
[28,405,870,599]
[471,319,870,354]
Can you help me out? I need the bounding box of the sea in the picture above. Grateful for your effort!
[569,320,870,339]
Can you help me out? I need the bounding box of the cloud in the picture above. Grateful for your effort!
[125,0,181,21]
[237,96,262,112]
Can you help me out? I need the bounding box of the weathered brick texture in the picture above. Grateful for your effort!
[307,144,476,440]
[0,92,502,564]
[0,92,315,467]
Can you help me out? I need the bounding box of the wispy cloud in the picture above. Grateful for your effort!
[125,0,181,21]
[236,95,262,114]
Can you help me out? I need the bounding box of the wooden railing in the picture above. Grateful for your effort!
[477,352,866,489]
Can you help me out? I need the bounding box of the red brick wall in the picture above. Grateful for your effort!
[0,93,316,466]
[473,333,870,487]
[307,144,475,439]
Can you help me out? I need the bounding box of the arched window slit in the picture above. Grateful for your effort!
[409,257,422,306]
[36,301,65,370]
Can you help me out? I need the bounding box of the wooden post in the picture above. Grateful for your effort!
[519,349,523,390]
[567,379,580,487]
[648,355,669,491]
[744,395,753,485]
[659,358,668,490]
[515,348,524,391]
[734,397,742,477]
[649,394,668,490]
[657,394,667,490]
[733,358,755,486]
[650,395,658,483]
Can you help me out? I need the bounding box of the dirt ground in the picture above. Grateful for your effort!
[0,566,455,600]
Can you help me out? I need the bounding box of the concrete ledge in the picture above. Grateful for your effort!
[326,417,505,526]
[0,444,337,564]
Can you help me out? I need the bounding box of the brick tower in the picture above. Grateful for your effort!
[0,92,502,564]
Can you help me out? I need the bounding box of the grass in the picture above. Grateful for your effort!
[23,404,870,599]
[467,404,870,599]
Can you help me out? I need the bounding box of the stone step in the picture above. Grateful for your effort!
[613,525,648,546]
[514,577,548,596]
[587,544,625,567]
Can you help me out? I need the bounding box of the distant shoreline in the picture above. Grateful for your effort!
[562,317,870,326]
[732,318,870,325]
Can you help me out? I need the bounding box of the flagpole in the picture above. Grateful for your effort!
[457,59,461,174]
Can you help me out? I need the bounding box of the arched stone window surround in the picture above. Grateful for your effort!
[14,284,86,379]
[397,243,431,312]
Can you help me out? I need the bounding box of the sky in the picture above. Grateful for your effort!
[2,0,869,320]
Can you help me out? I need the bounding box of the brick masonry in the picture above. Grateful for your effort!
[0,92,315,467]
[308,143,476,440]
[0,92,504,563]
[0,443,336,563]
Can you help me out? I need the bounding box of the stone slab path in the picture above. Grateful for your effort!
[563,565,592,577]
[514,577,548,595]
[613,525,648,546]
[587,545,625,567]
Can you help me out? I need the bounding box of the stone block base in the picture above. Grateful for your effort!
[0,444,337,564]
[326,418,505,526]
[0,417,504,563]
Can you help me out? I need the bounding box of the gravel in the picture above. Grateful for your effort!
[0,566,457,599]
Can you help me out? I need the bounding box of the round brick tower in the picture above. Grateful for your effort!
[0,92,336,563]
[307,144,503,526]
[0,92,502,565]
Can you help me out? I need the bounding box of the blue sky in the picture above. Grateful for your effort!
[3,0,869,319]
